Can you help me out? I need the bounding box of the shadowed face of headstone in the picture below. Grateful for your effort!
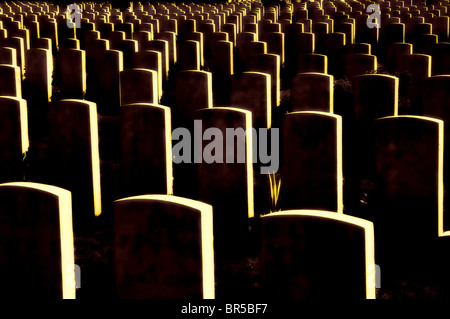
[260,211,375,299]
[279,112,343,213]
[114,195,214,299]
[47,99,102,225]
[0,64,21,98]
[374,116,444,283]
[59,49,86,99]
[0,97,28,182]
[0,182,75,299]
[195,107,254,256]
[231,71,271,130]
[120,68,158,106]
[290,73,333,113]
[120,103,173,197]
[175,70,212,121]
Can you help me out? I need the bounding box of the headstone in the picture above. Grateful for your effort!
[60,38,80,50]
[246,53,280,108]
[285,32,315,78]
[91,49,123,114]
[117,39,138,70]
[120,69,158,106]
[261,32,285,64]
[132,30,151,51]
[353,74,399,125]
[142,39,169,79]
[32,37,52,56]
[11,28,30,51]
[222,23,237,46]
[386,42,412,72]
[433,16,449,42]
[237,40,266,71]
[132,50,163,100]
[279,111,343,213]
[322,32,346,77]
[421,76,450,232]
[290,73,333,113]
[231,71,271,129]
[295,53,327,74]
[40,18,58,52]
[114,195,214,299]
[115,22,134,39]
[0,97,28,182]
[185,31,204,66]
[336,22,354,44]
[175,70,212,121]
[58,49,86,99]
[260,210,375,299]
[205,32,229,63]
[0,36,25,77]
[137,23,154,34]
[0,64,21,97]
[178,18,196,36]
[194,107,254,255]
[383,23,405,48]
[120,103,173,197]
[431,43,450,75]
[108,30,126,50]
[413,33,438,55]
[373,116,446,285]
[0,47,17,66]
[343,54,377,78]
[47,99,102,225]
[177,40,200,71]
[236,31,256,51]
[24,48,52,103]
[208,40,233,105]
[98,21,114,40]
[397,53,431,106]
[155,31,177,65]
[0,182,75,299]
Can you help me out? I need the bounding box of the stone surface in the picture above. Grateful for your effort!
[114,195,214,299]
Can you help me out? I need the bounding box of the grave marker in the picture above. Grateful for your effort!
[0,182,75,299]
[177,40,200,71]
[279,111,343,213]
[295,53,327,74]
[231,71,271,129]
[260,210,375,299]
[133,50,163,100]
[194,107,254,255]
[114,195,214,299]
[175,70,212,121]
[0,64,21,97]
[120,103,173,196]
[59,48,86,99]
[47,99,101,224]
[120,69,158,105]
[0,97,28,182]
[246,53,280,108]
[290,73,333,113]
[343,54,377,78]
[374,115,445,284]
